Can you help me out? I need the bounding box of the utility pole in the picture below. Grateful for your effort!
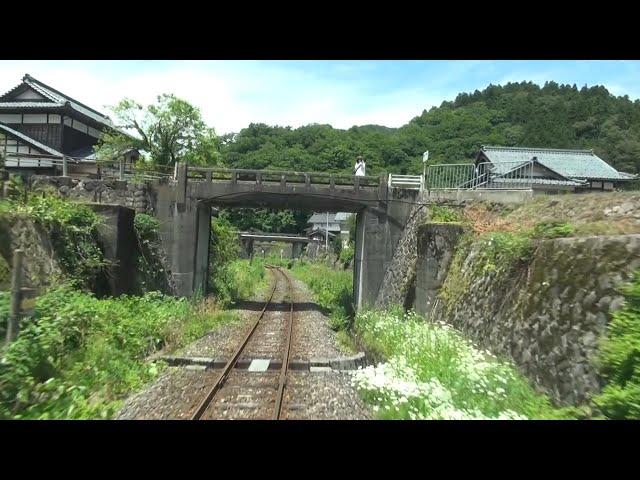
[326,211,329,252]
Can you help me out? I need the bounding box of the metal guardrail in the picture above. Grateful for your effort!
[425,160,533,191]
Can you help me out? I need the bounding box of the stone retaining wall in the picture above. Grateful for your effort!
[426,231,640,405]
[31,176,153,214]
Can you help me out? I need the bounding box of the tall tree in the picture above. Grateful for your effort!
[95,94,221,167]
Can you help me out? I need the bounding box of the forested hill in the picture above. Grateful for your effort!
[221,81,640,176]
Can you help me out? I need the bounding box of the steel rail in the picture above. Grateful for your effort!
[190,265,279,420]
[272,267,295,420]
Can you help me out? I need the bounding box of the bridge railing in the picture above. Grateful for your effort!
[388,174,422,190]
[425,161,533,191]
[187,167,381,188]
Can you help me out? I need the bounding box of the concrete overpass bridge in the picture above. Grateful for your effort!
[236,232,310,259]
[152,163,418,309]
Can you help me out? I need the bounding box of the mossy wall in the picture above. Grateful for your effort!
[429,232,640,406]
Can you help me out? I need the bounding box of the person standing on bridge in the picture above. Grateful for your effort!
[354,156,366,177]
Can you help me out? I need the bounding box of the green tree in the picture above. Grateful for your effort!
[95,94,222,167]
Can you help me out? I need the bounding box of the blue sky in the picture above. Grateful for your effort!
[1,60,639,134]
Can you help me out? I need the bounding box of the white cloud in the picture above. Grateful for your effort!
[1,60,639,136]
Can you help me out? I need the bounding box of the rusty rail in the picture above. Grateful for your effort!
[272,267,295,420]
[190,265,296,420]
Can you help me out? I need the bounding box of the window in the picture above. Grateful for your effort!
[591,181,602,189]
[48,114,61,124]
[23,114,48,124]
[0,114,21,123]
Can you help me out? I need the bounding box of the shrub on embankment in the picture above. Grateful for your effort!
[0,192,109,292]
[351,307,572,419]
[426,196,640,412]
[0,284,236,419]
[592,270,640,419]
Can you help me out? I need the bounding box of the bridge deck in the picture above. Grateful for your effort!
[180,166,387,212]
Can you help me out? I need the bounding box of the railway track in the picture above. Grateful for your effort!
[190,265,295,420]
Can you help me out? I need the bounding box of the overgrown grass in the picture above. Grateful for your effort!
[351,307,572,420]
[0,284,237,419]
[227,259,269,302]
[592,270,640,419]
[429,205,463,223]
[289,260,354,332]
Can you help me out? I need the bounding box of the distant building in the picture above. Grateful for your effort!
[0,74,138,177]
[476,146,637,194]
[306,211,353,247]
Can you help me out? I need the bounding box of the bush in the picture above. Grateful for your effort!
[532,221,575,239]
[134,213,160,243]
[429,205,462,223]
[2,194,109,290]
[592,270,640,419]
[352,307,570,419]
[208,218,240,307]
[290,262,354,331]
[339,243,354,268]
[0,284,236,419]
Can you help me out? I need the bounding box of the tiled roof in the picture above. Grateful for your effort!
[479,145,632,181]
[0,74,115,129]
[308,213,336,224]
[0,123,64,157]
[0,102,62,108]
[491,177,586,187]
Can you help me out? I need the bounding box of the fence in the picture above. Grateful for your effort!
[4,153,173,181]
[425,160,533,191]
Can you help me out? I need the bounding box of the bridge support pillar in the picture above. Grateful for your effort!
[354,189,417,310]
[291,241,304,259]
[156,188,211,298]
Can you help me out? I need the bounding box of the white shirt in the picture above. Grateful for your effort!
[354,161,366,176]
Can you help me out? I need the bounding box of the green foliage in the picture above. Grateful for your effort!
[290,261,354,331]
[133,213,170,294]
[347,213,357,243]
[339,242,355,269]
[221,82,640,177]
[95,94,222,167]
[352,307,571,419]
[226,259,268,302]
[0,253,9,290]
[0,285,236,419]
[134,213,160,243]
[208,218,240,306]
[532,220,575,239]
[6,194,109,290]
[429,205,463,223]
[475,231,534,276]
[0,291,9,340]
[331,234,343,257]
[592,270,640,419]
[217,208,308,235]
